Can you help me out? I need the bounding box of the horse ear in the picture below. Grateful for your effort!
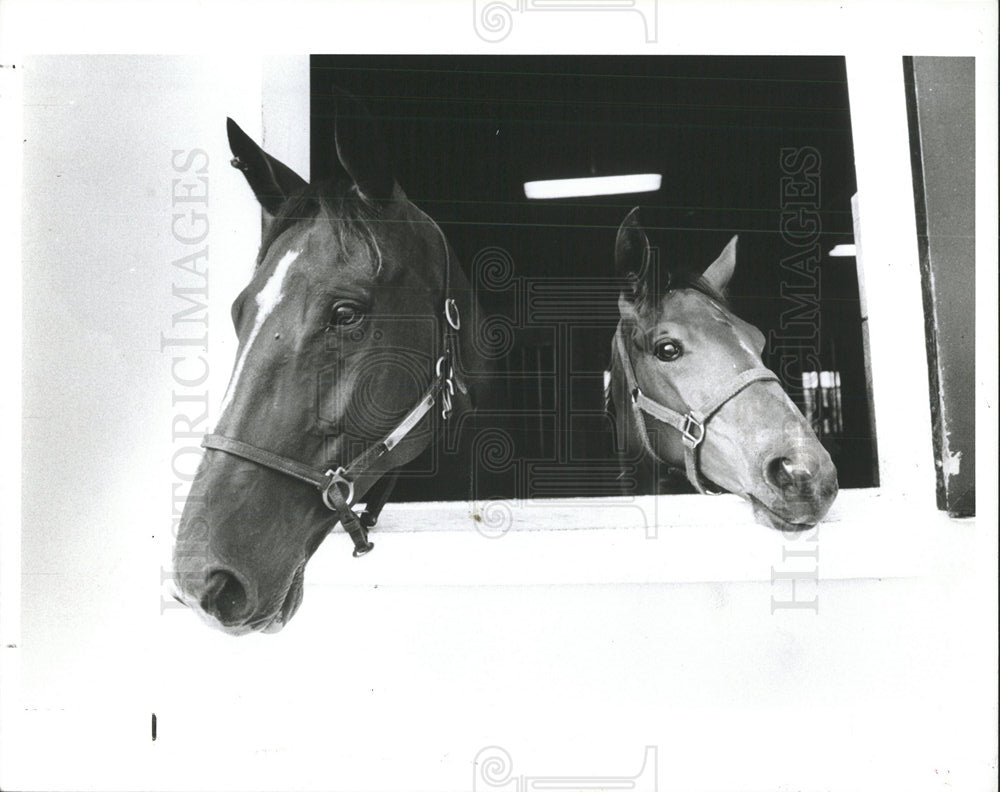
[226,118,308,215]
[615,207,661,303]
[701,235,738,294]
[332,87,396,202]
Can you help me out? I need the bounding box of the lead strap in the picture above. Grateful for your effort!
[323,477,374,557]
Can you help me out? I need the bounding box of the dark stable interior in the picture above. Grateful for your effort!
[309,55,874,502]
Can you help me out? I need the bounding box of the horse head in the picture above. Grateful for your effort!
[610,207,838,531]
[173,92,485,634]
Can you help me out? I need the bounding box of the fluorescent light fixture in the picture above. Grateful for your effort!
[829,244,857,257]
[524,173,662,200]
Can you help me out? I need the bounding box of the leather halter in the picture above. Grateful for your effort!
[614,321,779,494]
[202,206,463,557]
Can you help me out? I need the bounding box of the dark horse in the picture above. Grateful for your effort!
[609,208,838,530]
[173,94,489,634]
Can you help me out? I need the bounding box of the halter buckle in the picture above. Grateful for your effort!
[681,415,705,447]
[436,354,457,422]
[441,388,454,421]
[322,467,355,510]
[444,298,461,331]
[435,355,449,378]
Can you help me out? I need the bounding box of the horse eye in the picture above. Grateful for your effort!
[654,340,683,362]
[331,303,365,327]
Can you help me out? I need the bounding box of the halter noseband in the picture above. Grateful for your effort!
[202,298,461,557]
[202,202,463,557]
[614,321,779,494]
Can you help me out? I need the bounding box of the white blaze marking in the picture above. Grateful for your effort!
[736,333,759,360]
[217,249,299,419]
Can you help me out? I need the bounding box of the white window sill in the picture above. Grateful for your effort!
[306,489,975,587]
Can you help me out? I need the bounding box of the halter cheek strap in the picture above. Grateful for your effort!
[615,322,779,494]
[203,295,463,558]
[199,193,467,557]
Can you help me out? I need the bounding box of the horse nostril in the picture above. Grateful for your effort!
[767,455,816,491]
[200,569,252,625]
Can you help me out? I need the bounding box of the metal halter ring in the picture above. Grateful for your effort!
[322,467,355,509]
[444,298,461,331]
[681,415,705,447]
[436,355,455,381]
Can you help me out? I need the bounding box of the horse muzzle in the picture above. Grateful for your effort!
[749,447,839,531]
[172,558,306,635]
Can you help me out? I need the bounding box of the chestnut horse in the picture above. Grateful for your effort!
[608,207,838,530]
